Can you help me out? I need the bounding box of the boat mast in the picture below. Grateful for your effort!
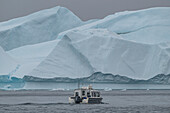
[78,78,80,89]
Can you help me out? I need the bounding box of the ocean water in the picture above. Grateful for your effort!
[24,82,170,90]
[0,90,170,113]
[1,82,170,90]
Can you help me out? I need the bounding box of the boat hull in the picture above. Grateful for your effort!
[69,97,102,104]
[87,97,103,104]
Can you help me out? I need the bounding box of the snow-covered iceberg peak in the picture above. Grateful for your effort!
[0,6,83,51]
[68,7,170,44]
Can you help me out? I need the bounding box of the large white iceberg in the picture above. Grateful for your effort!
[1,7,170,80]
[0,6,83,51]
[30,29,170,79]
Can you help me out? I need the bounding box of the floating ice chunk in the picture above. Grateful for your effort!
[121,89,127,91]
[104,87,112,91]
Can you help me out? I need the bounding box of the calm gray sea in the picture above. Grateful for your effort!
[0,90,170,113]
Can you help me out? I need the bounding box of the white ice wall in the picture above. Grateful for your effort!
[0,46,18,75]
[0,6,83,51]
[30,29,170,79]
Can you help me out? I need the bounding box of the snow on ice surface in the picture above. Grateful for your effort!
[1,6,96,78]
[121,26,170,44]
[0,6,83,51]
[31,29,170,79]
[0,46,18,75]
[64,7,170,44]
[30,29,116,78]
[7,39,60,78]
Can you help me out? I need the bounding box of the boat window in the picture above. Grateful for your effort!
[75,92,79,96]
[87,92,90,97]
[92,92,96,97]
[96,92,98,97]
[96,92,100,97]
[94,92,96,97]
[82,90,85,96]
[91,92,100,97]
[98,92,100,97]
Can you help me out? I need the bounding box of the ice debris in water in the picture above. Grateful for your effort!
[104,87,112,91]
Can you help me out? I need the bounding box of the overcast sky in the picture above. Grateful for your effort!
[0,0,170,22]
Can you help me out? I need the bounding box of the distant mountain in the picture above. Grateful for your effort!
[146,74,170,84]
[23,75,76,83]
[83,73,170,84]
[81,72,136,83]
[1,73,169,90]
[23,72,170,84]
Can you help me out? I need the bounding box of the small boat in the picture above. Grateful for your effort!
[69,85,103,104]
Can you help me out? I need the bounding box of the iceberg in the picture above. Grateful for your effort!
[0,75,25,89]
[1,7,170,81]
[7,39,60,78]
[0,46,25,89]
[69,7,170,45]
[0,6,83,51]
[30,28,170,80]
[4,6,96,77]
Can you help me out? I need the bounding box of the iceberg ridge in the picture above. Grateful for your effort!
[0,6,83,51]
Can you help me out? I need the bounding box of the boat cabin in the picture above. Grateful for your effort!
[69,85,102,104]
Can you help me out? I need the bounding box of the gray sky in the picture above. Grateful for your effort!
[0,0,170,22]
